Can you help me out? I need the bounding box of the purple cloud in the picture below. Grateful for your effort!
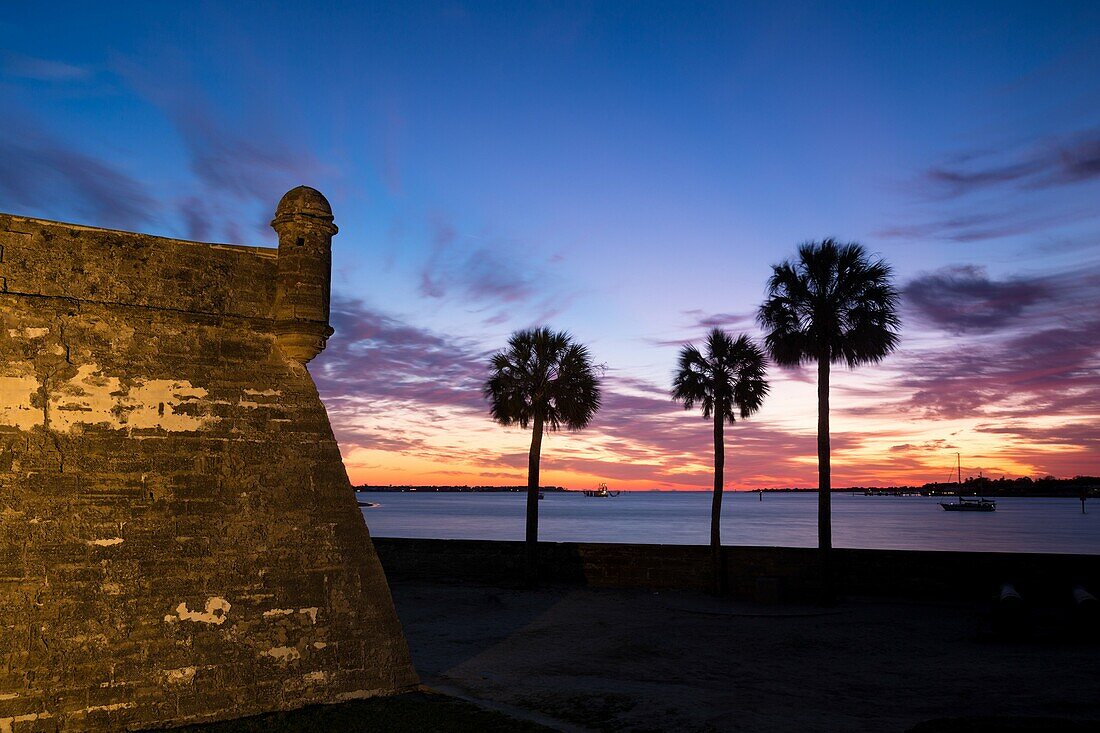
[974,422,1100,478]
[178,196,211,241]
[923,160,1044,195]
[647,310,762,348]
[876,208,1090,243]
[682,309,756,330]
[879,267,1100,421]
[1049,132,1100,185]
[311,289,1097,487]
[904,265,1050,334]
[177,109,316,203]
[114,57,327,240]
[312,302,829,487]
[881,322,1100,421]
[881,126,1100,245]
[579,375,837,486]
[888,439,956,454]
[918,126,1100,198]
[417,212,546,315]
[834,261,1100,428]
[0,109,155,229]
[313,295,491,416]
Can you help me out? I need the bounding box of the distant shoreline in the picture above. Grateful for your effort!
[357,485,569,494]
[356,477,1099,499]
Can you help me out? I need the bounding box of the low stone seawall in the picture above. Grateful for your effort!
[374,537,1100,603]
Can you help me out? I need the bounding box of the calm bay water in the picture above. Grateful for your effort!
[362,491,1100,554]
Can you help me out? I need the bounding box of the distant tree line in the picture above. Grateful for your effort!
[920,475,1100,497]
[356,485,568,493]
[739,477,1100,496]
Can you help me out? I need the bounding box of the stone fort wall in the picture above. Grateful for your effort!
[0,189,417,731]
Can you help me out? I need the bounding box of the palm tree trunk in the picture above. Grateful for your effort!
[817,354,833,603]
[525,412,545,587]
[711,409,725,596]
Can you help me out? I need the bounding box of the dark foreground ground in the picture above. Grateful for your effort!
[164,579,1100,733]
[162,691,554,732]
[391,579,1100,733]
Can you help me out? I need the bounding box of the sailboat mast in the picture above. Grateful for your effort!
[957,453,961,486]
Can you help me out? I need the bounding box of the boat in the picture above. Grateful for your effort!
[941,497,996,512]
[583,482,620,498]
[538,491,545,500]
[353,489,380,508]
[939,453,996,512]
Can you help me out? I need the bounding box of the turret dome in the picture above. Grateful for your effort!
[274,186,333,221]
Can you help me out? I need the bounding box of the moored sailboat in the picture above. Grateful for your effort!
[939,453,996,512]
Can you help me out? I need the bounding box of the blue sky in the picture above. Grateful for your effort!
[3,2,1099,487]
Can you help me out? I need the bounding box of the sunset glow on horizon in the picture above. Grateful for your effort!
[3,2,1098,490]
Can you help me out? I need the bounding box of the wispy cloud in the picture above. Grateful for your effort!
[917,127,1100,199]
[876,209,1089,243]
[647,310,761,347]
[417,212,563,324]
[1,51,93,82]
[171,105,321,206]
[0,108,155,228]
[682,309,756,330]
[114,56,328,241]
[178,196,211,241]
[922,159,1045,196]
[314,295,491,415]
[880,126,1100,244]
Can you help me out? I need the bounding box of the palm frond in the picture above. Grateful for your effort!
[484,326,602,432]
[671,343,711,414]
[758,239,901,368]
[671,329,770,425]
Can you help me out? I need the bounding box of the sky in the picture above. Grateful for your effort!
[2,1,1099,489]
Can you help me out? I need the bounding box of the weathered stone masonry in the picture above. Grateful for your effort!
[0,187,417,731]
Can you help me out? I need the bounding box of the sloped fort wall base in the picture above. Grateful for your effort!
[0,190,417,731]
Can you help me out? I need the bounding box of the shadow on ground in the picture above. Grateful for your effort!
[157,691,555,732]
[909,718,1100,732]
[392,579,1100,733]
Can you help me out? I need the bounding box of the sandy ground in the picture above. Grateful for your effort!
[391,579,1100,733]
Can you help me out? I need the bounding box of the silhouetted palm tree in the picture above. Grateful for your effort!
[484,327,602,584]
[672,329,769,595]
[758,239,900,599]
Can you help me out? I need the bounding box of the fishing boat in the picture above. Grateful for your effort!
[583,482,620,498]
[939,453,996,512]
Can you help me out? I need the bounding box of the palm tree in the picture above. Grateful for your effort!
[672,329,769,595]
[484,327,602,584]
[757,239,900,599]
